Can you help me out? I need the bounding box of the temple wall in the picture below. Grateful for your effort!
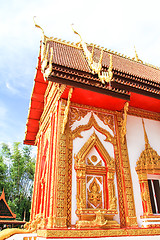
[126,115,160,227]
[31,95,160,229]
[70,107,160,227]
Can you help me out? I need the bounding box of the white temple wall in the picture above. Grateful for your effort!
[71,110,119,225]
[126,114,160,227]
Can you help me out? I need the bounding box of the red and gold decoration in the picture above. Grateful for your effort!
[21,21,160,239]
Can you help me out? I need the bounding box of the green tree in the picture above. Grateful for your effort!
[0,142,35,221]
[0,154,7,191]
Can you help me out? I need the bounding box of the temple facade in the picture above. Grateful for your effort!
[23,26,160,239]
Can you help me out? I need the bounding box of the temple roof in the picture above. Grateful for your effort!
[24,32,160,145]
[46,40,160,83]
[0,190,16,220]
[42,38,160,101]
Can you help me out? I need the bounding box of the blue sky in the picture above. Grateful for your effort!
[0,0,160,145]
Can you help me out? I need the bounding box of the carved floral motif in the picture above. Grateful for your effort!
[95,112,115,133]
[69,107,88,127]
[72,113,115,144]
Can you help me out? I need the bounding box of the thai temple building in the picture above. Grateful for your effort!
[2,23,160,240]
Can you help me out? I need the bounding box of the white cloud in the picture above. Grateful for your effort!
[6,82,19,95]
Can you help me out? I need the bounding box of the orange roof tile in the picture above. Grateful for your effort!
[46,40,160,83]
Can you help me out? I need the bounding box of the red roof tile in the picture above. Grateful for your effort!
[48,41,91,73]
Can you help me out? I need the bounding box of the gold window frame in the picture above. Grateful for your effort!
[74,132,117,226]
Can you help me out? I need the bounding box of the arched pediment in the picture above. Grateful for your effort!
[74,132,115,169]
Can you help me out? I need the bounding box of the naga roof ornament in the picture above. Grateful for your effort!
[71,24,113,84]
[33,17,53,78]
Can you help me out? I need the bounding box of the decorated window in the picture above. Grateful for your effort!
[74,132,118,228]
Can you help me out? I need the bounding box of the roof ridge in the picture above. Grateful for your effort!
[88,43,160,71]
[46,36,81,49]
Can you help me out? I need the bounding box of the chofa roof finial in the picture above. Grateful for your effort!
[71,24,113,84]
[33,16,45,36]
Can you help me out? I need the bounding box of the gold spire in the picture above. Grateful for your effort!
[142,119,149,147]
[134,46,139,62]
[133,46,143,63]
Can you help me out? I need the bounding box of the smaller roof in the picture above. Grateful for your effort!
[0,189,16,220]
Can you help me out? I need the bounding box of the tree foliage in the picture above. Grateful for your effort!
[0,142,35,221]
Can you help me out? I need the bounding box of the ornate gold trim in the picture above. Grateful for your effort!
[36,84,66,143]
[115,114,138,227]
[37,227,160,238]
[74,132,118,228]
[71,113,115,144]
[74,132,114,168]
[43,47,54,79]
[70,102,121,116]
[95,112,115,133]
[61,88,73,134]
[121,102,129,144]
[53,100,69,227]
[128,107,160,121]
[70,101,160,123]
[69,107,88,127]
[66,123,73,227]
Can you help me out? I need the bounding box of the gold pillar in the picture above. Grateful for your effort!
[114,113,138,228]
[51,99,69,228]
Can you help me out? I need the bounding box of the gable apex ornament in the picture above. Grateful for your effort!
[33,17,54,79]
